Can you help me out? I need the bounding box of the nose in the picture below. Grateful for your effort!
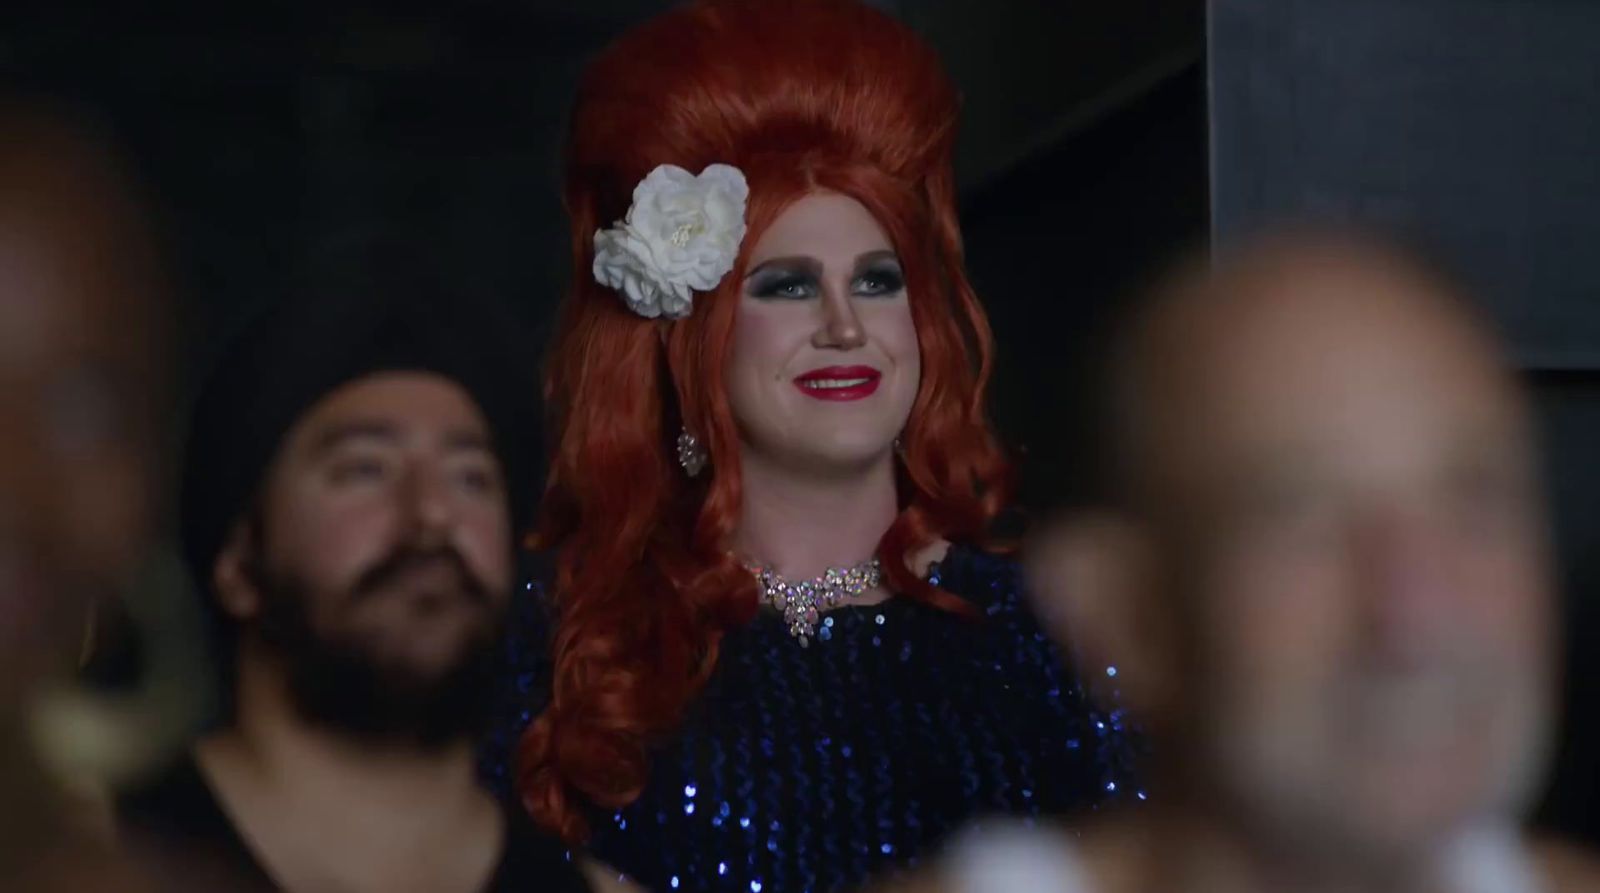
[398,461,455,549]
[812,287,867,350]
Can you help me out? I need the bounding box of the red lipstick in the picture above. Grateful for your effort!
[793,365,882,401]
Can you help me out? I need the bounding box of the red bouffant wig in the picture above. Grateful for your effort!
[519,0,1010,842]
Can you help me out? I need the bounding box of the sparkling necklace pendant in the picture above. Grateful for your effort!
[749,557,882,644]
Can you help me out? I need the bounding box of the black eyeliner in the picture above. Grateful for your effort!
[854,260,905,295]
[746,268,820,299]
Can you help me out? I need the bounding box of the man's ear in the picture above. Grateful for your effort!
[211,518,262,622]
[1027,512,1179,724]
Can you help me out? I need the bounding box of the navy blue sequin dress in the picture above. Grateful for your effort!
[481,545,1140,893]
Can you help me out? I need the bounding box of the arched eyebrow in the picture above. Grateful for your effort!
[853,249,899,270]
[746,251,900,279]
[744,255,823,280]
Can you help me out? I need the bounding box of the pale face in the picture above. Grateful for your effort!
[1143,260,1554,864]
[234,372,513,678]
[725,191,920,476]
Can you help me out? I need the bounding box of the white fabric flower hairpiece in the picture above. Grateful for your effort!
[592,163,750,319]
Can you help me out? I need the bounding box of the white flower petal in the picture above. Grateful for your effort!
[701,164,750,199]
[623,274,662,318]
[634,164,690,203]
[660,281,694,318]
[591,162,750,320]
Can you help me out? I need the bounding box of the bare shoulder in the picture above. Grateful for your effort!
[1532,836,1600,893]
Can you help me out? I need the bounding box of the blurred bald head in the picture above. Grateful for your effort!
[1110,231,1527,515]
[1053,229,1556,877]
[0,98,169,689]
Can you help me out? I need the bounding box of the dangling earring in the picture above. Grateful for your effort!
[676,428,709,478]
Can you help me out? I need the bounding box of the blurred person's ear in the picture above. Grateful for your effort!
[1028,513,1180,724]
[211,521,262,622]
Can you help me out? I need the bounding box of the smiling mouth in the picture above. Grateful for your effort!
[793,366,882,401]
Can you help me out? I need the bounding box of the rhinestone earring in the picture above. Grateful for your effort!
[676,428,708,478]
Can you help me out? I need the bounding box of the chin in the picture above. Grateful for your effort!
[1260,755,1515,865]
[391,628,488,670]
[356,616,488,674]
[790,437,897,472]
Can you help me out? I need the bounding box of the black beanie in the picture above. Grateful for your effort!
[179,263,541,600]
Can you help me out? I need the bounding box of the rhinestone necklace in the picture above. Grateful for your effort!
[747,556,883,646]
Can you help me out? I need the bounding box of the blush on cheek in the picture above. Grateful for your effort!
[879,312,920,367]
[724,304,812,449]
[858,301,920,412]
[730,303,807,379]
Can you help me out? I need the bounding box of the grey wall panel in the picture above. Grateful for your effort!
[1209,0,1600,369]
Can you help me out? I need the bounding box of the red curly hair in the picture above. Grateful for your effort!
[518,0,1011,842]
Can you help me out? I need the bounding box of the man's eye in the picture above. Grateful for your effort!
[457,467,501,493]
[331,459,387,483]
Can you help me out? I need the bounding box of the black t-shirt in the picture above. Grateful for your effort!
[118,754,592,893]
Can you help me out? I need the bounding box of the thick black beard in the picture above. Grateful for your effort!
[246,549,507,751]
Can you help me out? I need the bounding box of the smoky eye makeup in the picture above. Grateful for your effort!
[745,258,824,300]
[853,256,905,297]
[746,270,819,300]
[742,253,905,299]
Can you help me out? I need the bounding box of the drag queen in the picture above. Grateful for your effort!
[484,2,1139,890]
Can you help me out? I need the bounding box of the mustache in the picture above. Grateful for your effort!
[350,545,492,605]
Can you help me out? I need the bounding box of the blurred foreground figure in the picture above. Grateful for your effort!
[0,98,170,891]
[887,230,1600,893]
[116,273,629,892]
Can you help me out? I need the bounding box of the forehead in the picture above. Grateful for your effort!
[1131,252,1526,494]
[747,191,893,264]
[288,371,492,447]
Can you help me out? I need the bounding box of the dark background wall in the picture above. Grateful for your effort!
[4,0,1593,844]
[0,0,1204,383]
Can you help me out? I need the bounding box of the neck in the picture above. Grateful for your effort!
[734,448,898,580]
[194,651,503,892]
[204,653,479,815]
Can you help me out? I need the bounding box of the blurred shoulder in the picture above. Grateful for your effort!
[1534,836,1600,893]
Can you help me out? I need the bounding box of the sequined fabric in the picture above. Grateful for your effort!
[481,545,1141,893]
